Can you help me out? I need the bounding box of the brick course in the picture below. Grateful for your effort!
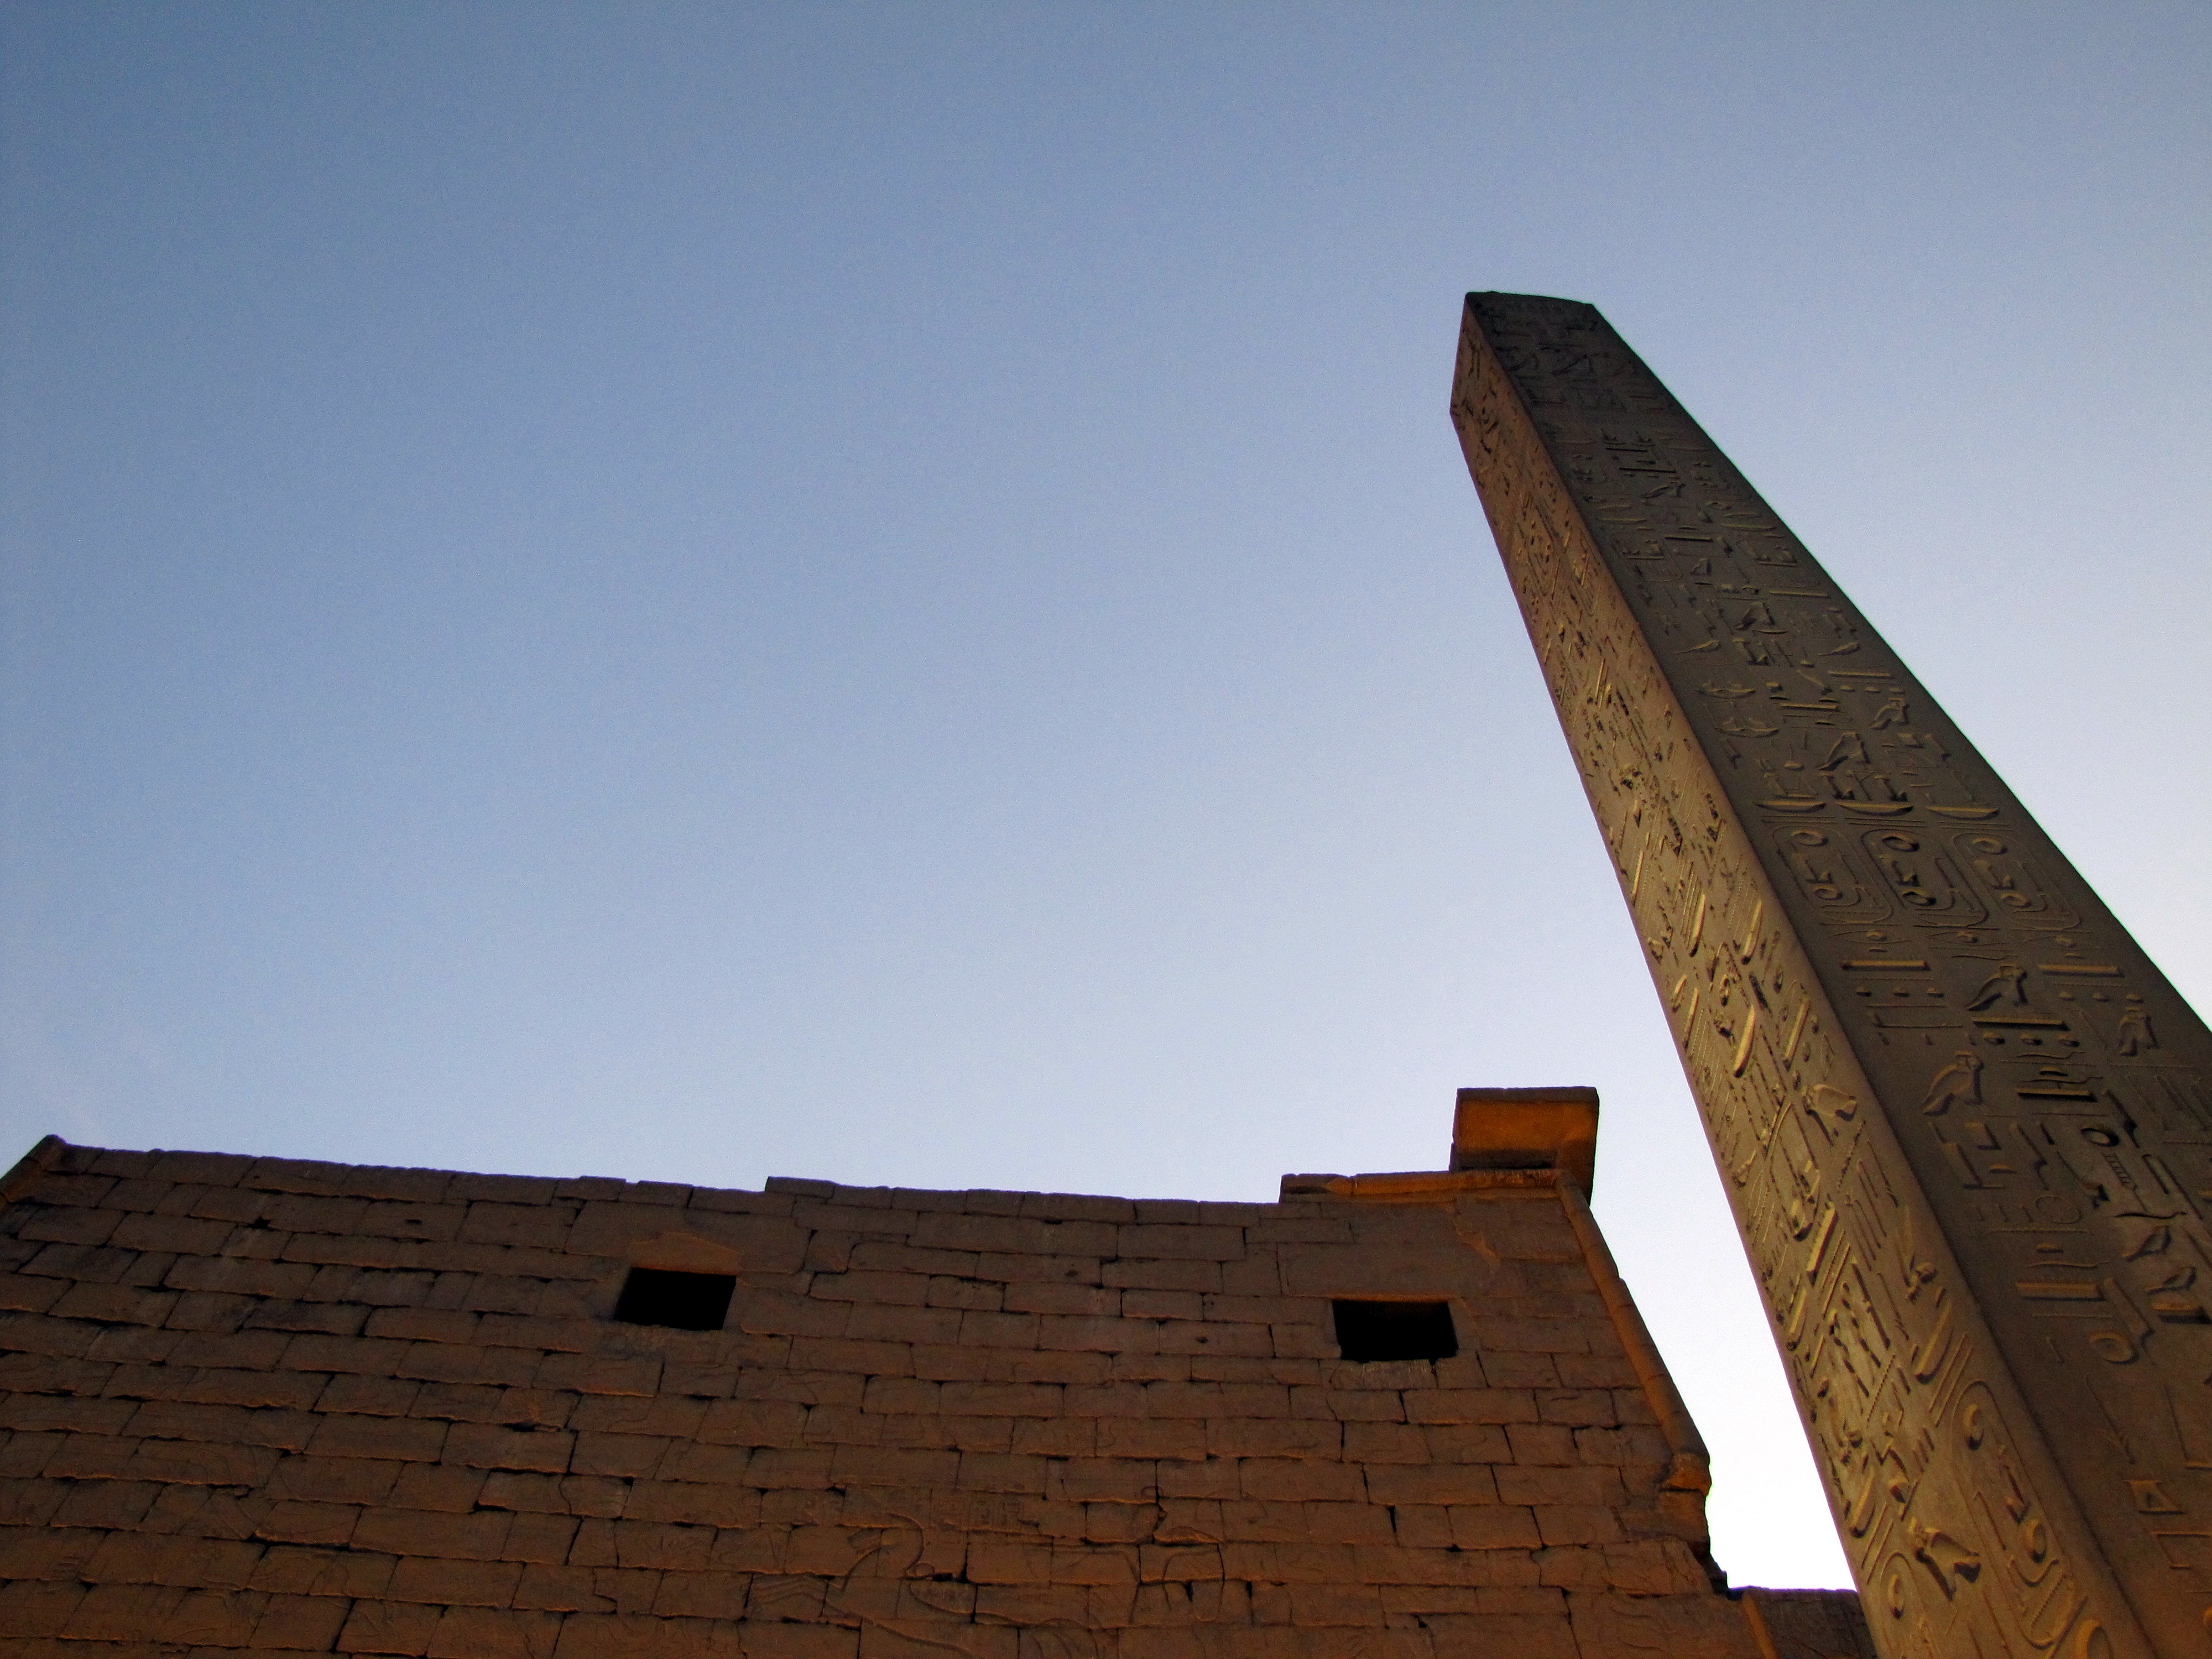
[0,1135,1866,1656]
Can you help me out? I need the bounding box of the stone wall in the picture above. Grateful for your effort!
[0,1135,1867,1658]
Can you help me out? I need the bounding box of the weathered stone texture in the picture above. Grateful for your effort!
[1452,292,2212,1659]
[0,1133,1860,1655]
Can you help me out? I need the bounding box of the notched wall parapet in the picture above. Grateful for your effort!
[0,1125,1864,1657]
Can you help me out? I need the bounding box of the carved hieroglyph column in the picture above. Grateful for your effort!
[1452,293,2212,1659]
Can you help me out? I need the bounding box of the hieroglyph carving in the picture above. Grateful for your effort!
[1453,293,2212,1659]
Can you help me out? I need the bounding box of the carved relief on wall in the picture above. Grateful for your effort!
[1453,293,2212,1659]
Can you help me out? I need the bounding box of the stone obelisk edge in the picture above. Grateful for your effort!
[1449,294,2152,1659]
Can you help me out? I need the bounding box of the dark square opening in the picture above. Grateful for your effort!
[614,1267,736,1332]
[1332,1298,1457,1363]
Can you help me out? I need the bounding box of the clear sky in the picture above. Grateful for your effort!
[5,1,2208,1592]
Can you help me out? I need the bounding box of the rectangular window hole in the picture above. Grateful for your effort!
[614,1267,736,1332]
[1332,1298,1457,1363]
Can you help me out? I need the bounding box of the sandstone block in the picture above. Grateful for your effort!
[1446,1504,1538,1551]
[1240,1460,1363,1503]
[745,1447,837,1490]
[248,1542,398,1597]
[1000,1349,1112,1386]
[958,1452,1050,1493]
[849,1241,978,1277]
[1427,1615,1576,1659]
[940,1381,1060,1417]
[0,1577,85,1635]
[562,1610,743,1659]
[969,1540,1055,1584]
[50,1282,178,1326]
[1599,1538,1710,1594]
[0,1269,69,1314]
[20,1242,138,1286]
[688,1398,800,1447]
[1293,1387,1402,1424]
[65,1580,211,1642]
[2,1477,82,1527]
[352,1507,513,1561]
[1288,1585,1387,1626]
[1360,1467,1496,1507]
[7,1429,78,1478]
[425,1604,564,1659]
[573,1395,706,1439]
[568,1433,672,1480]
[140,1435,288,1485]
[790,1337,914,1375]
[1102,1259,1220,1293]
[447,1173,562,1206]
[1402,1389,1534,1426]
[249,1498,364,1545]
[925,1275,1003,1312]
[256,1590,355,1648]
[515,1562,615,1611]
[309,1412,449,1463]
[1156,1322,1270,1359]
[2,1394,135,1436]
[448,1422,576,1473]
[1501,1423,1578,1466]
[745,1571,833,1619]
[977,1582,1093,1623]
[912,1215,1119,1258]
[559,1472,639,1519]
[1062,1382,1167,1419]
[1097,1418,1204,1462]
[1532,1504,1624,1547]
[810,1270,930,1307]
[1342,1422,1428,1464]
[1389,1505,1452,1549]
[585,1563,666,1615]
[365,1306,480,1344]
[653,1569,753,1619]
[0,1354,111,1401]
[399,1340,542,1387]
[0,1522,102,1579]
[478,1313,598,1352]
[503,1509,583,1563]
[1155,1459,1241,1501]
[956,1309,1043,1349]
[462,1203,580,1256]
[1051,1457,1160,1503]
[976,1252,1102,1286]
[388,1555,527,1606]
[861,1615,1016,1659]
[1013,1418,1095,1458]
[1569,1590,1764,1659]
[686,1187,796,1218]
[391,1462,492,1512]
[267,1453,404,1505]
[18,1205,123,1246]
[846,1303,965,1344]
[247,1297,373,1335]
[535,1353,663,1397]
[1421,1425,1511,1465]
[338,1597,444,1655]
[738,1620,859,1659]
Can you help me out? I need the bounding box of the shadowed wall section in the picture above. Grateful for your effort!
[0,1130,1865,1657]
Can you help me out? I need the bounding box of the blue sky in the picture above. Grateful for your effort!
[5,1,2208,1590]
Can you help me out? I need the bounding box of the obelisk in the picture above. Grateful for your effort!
[1453,293,2212,1659]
